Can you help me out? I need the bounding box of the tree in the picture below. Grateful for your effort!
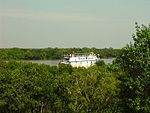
[95,60,105,66]
[117,23,150,113]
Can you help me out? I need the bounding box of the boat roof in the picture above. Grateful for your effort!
[73,52,94,55]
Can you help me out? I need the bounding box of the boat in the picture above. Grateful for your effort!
[60,52,100,68]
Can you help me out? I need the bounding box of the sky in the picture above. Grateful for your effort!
[0,0,150,48]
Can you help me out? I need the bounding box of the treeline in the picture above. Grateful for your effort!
[0,48,121,60]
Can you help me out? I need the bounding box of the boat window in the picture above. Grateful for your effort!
[64,58,69,61]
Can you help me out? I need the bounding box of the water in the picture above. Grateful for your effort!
[100,58,115,64]
[27,60,61,66]
[28,58,114,66]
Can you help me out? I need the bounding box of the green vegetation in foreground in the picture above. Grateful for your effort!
[0,47,121,60]
[0,23,150,113]
[0,62,120,113]
[116,23,150,113]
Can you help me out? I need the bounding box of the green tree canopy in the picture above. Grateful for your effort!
[116,23,150,113]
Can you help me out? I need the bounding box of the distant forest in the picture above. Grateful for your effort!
[0,47,121,60]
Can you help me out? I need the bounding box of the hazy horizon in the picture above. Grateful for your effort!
[0,0,150,49]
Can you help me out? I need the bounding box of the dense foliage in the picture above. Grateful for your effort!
[0,23,149,113]
[116,23,150,113]
[0,48,120,60]
[0,61,120,113]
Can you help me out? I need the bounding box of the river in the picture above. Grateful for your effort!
[27,58,115,66]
